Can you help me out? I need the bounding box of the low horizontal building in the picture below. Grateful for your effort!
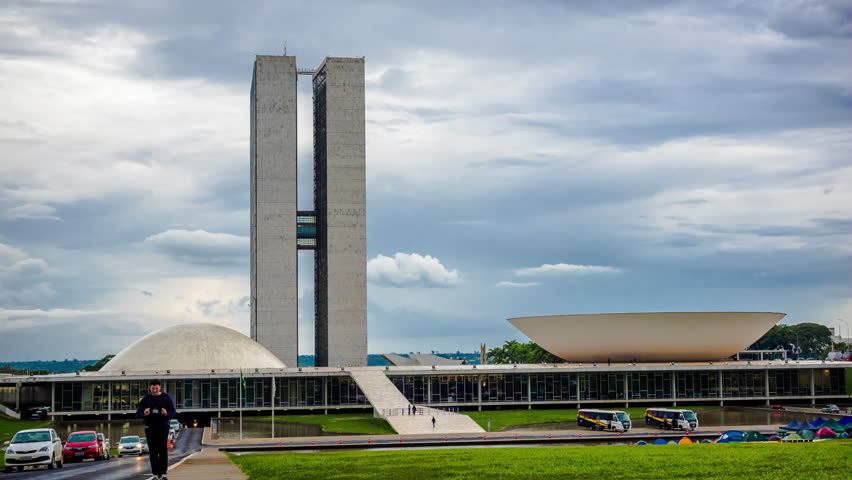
[1,361,848,420]
[3,321,847,421]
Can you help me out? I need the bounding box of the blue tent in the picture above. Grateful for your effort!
[635,441,647,445]
[716,430,744,443]
[838,416,852,426]
[811,417,826,427]
[652,438,668,445]
[799,421,820,430]
[781,420,803,430]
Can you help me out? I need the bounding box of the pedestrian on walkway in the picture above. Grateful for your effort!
[413,405,417,415]
[136,379,176,480]
[408,404,411,415]
[432,416,436,428]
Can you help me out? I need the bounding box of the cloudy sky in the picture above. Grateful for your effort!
[1,0,850,361]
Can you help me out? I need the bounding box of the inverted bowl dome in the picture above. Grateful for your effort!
[507,312,785,362]
[101,323,286,372]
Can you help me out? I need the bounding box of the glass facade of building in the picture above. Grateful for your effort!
[53,376,367,412]
[389,368,847,404]
[46,368,848,413]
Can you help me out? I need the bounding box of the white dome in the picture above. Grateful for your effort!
[101,323,286,372]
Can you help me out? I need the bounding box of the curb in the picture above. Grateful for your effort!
[168,449,202,471]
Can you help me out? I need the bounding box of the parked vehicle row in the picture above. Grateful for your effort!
[576,408,700,432]
[4,428,116,472]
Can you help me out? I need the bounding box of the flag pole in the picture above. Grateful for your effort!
[239,368,243,440]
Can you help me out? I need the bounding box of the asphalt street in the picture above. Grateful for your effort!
[2,428,203,480]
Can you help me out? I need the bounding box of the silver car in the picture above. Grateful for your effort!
[117,436,142,457]
[4,428,64,472]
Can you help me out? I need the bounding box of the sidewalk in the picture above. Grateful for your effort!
[167,448,246,480]
[166,424,785,478]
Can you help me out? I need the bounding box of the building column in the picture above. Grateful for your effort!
[323,377,328,407]
[624,372,629,408]
[809,369,815,405]
[718,370,724,407]
[526,374,532,407]
[764,370,770,406]
[671,372,677,407]
[576,373,581,409]
[107,381,112,414]
[216,378,221,417]
[427,377,431,404]
[50,382,55,414]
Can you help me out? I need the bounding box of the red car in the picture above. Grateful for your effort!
[62,431,104,462]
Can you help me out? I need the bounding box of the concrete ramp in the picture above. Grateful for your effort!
[348,370,484,435]
[0,403,20,419]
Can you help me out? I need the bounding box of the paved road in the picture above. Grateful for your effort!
[2,428,203,480]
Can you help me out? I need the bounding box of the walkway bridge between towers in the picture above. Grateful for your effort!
[348,369,484,435]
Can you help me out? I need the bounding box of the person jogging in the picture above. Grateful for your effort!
[136,379,176,480]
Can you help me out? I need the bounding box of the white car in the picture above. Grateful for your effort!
[3,428,64,472]
[117,436,142,457]
[97,433,111,460]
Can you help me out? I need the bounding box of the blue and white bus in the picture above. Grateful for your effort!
[645,408,698,430]
[577,409,631,432]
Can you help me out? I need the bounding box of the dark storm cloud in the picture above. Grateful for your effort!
[678,218,852,238]
[1,0,850,359]
[143,229,247,266]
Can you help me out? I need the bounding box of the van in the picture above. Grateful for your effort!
[645,408,698,430]
[578,409,631,432]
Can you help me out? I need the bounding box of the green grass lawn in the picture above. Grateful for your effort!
[466,406,719,431]
[245,413,395,435]
[0,414,53,465]
[228,441,851,480]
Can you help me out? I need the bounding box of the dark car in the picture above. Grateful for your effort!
[28,406,50,420]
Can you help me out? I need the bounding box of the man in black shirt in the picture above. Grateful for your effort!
[135,379,176,480]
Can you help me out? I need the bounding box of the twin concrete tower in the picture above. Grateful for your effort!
[250,56,367,367]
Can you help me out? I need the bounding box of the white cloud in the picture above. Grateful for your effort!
[496,281,542,288]
[0,308,114,330]
[143,229,247,264]
[3,203,60,221]
[0,15,246,221]
[0,243,59,305]
[514,263,623,277]
[367,253,460,288]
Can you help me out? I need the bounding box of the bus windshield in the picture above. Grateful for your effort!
[617,412,630,422]
[682,411,697,421]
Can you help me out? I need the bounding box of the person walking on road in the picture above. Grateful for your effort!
[432,416,436,428]
[412,405,417,415]
[136,379,176,480]
[408,404,411,415]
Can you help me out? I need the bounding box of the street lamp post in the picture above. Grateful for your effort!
[838,319,849,352]
[794,332,800,360]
